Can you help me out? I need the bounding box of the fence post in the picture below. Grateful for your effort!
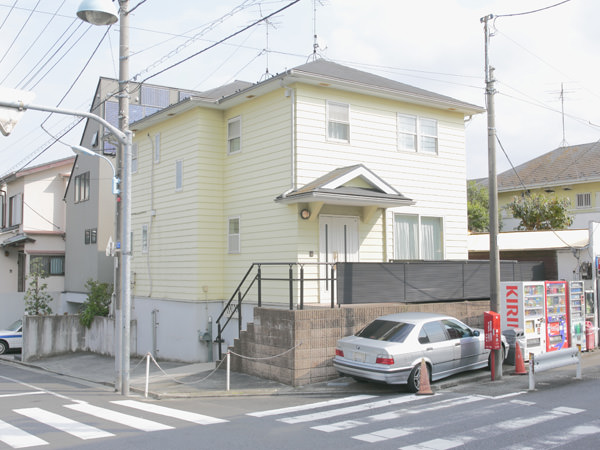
[238,292,242,335]
[330,264,335,308]
[257,264,262,307]
[289,264,294,310]
[217,322,223,360]
[300,265,304,310]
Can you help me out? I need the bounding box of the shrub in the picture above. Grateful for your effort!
[79,279,113,328]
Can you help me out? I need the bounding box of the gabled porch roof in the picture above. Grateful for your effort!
[275,165,413,221]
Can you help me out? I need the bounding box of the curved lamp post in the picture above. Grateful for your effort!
[71,145,120,195]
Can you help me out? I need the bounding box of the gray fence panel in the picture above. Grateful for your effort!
[338,260,544,305]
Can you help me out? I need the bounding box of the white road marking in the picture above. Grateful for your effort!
[0,392,45,399]
[247,394,377,417]
[401,438,466,449]
[280,395,430,424]
[14,408,113,440]
[64,403,173,432]
[0,419,48,448]
[111,400,228,425]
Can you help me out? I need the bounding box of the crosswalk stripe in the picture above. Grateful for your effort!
[14,408,113,440]
[111,400,228,425]
[0,419,48,448]
[247,395,377,418]
[401,438,466,449]
[64,403,173,432]
[312,395,484,433]
[280,394,429,424]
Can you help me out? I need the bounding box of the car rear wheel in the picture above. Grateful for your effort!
[0,340,7,355]
[407,363,428,393]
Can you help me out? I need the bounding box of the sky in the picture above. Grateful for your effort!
[0,0,598,182]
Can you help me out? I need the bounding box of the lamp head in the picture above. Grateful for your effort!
[76,0,119,26]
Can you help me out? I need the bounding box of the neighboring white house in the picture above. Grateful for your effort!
[0,157,74,323]
[128,59,485,362]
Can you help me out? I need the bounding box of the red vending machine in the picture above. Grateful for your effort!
[545,281,569,351]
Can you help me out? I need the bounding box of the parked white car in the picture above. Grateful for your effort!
[0,319,23,354]
[334,312,508,392]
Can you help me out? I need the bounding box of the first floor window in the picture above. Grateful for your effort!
[228,217,240,253]
[576,192,591,208]
[30,255,65,276]
[142,224,149,253]
[394,214,443,260]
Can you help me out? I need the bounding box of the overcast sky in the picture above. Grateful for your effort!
[0,0,597,183]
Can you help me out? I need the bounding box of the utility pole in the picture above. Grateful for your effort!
[481,13,502,381]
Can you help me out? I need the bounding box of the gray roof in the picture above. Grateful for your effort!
[492,142,600,191]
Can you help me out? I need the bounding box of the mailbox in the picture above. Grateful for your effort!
[484,311,502,350]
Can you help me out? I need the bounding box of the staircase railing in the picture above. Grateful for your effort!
[215,262,336,359]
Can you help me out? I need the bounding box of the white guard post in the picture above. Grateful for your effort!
[529,346,581,390]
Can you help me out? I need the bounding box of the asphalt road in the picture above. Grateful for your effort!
[2,359,600,449]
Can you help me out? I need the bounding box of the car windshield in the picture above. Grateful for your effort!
[356,320,414,343]
[6,319,22,332]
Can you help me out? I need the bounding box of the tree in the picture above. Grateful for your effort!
[24,262,53,315]
[506,193,573,231]
[79,279,113,328]
[467,180,490,232]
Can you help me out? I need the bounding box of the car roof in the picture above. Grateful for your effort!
[375,312,454,324]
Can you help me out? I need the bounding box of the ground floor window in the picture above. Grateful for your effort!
[29,255,65,276]
[394,214,443,260]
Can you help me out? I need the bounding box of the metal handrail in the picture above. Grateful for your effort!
[215,262,337,359]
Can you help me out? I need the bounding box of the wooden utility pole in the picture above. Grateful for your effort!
[481,13,502,381]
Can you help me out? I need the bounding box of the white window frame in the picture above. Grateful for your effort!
[397,113,438,154]
[227,116,241,155]
[576,192,591,208]
[141,224,149,254]
[9,193,22,227]
[228,217,240,254]
[175,159,183,191]
[326,101,350,142]
[393,213,444,260]
[154,133,161,164]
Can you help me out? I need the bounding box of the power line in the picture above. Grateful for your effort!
[495,0,572,18]
[0,0,42,67]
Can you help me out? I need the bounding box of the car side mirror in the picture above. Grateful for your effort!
[472,330,480,337]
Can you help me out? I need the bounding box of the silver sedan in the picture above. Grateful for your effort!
[333,312,508,392]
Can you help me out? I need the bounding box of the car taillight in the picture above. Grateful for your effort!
[376,355,394,365]
[335,349,344,357]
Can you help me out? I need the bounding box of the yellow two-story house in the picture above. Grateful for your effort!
[128,59,484,362]
[496,143,600,230]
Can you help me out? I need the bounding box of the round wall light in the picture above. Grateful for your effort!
[300,209,311,220]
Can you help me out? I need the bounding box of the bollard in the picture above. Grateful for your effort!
[145,352,150,398]
[226,351,231,392]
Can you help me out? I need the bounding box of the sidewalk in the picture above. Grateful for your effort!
[2,349,599,399]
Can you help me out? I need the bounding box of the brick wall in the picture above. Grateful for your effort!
[228,301,490,386]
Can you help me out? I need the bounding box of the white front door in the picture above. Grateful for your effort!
[319,215,359,302]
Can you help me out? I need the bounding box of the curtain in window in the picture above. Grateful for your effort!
[397,114,417,151]
[421,217,442,260]
[50,256,64,275]
[328,102,349,140]
[394,215,418,259]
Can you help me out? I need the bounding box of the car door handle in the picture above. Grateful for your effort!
[454,343,461,347]
[426,347,433,351]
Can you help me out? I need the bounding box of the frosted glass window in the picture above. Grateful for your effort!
[175,160,183,191]
[327,101,349,141]
[228,217,240,253]
[228,117,241,154]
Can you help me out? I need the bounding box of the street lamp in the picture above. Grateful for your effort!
[76,0,132,396]
[71,145,120,195]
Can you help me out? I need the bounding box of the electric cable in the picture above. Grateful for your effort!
[495,0,572,18]
[0,0,66,86]
[0,0,42,67]
[0,0,18,31]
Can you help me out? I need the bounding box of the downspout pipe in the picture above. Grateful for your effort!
[281,86,296,197]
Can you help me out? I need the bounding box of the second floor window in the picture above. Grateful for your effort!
[398,114,438,154]
[9,193,22,227]
[74,171,90,204]
[228,116,241,154]
[327,101,349,142]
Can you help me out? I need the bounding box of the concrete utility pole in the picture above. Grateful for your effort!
[481,13,502,381]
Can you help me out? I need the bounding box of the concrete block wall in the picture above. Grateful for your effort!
[228,301,490,386]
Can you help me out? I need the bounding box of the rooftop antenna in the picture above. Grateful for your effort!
[308,0,327,62]
[549,82,574,148]
[258,4,280,81]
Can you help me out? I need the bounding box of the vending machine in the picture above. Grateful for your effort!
[500,281,546,358]
[545,281,569,351]
[569,281,585,351]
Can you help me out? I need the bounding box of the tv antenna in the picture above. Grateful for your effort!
[258,4,280,81]
[549,82,574,148]
[308,0,327,62]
